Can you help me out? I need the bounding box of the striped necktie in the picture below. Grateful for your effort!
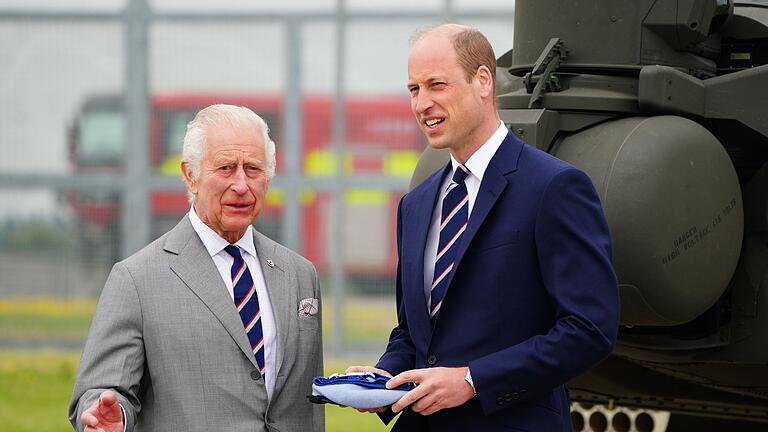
[430,165,470,323]
[224,245,266,375]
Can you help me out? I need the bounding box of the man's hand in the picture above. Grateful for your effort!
[387,366,474,416]
[344,365,392,413]
[80,390,124,432]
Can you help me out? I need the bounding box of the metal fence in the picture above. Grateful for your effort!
[0,0,514,356]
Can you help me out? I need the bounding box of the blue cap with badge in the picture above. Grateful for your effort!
[308,372,416,409]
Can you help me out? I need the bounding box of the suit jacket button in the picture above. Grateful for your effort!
[504,393,512,402]
[496,396,504,405]
[512,392,520,400]
[427,355,437,365]
[250,370,261,380]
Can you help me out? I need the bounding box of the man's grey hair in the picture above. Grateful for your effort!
[182,104,276,201]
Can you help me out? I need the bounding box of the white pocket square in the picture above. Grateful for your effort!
[298,298,319,317]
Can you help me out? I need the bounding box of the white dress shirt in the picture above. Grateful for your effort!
[423,121,508,305]
[189,207,277,400]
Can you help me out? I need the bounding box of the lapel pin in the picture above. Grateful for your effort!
[266,259,274,268]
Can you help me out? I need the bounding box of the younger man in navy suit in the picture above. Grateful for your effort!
[348,23,619,432]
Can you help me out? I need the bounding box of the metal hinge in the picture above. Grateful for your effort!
[523,38,567,108]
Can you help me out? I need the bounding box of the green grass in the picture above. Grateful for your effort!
[0,298,96,343]
[325,404,394,432]
[0,350,80,432]
[0,350,392,432]
[0,296,397,348]
[323,297,397,345]
[0,315,93,342]
[0,297,399,431]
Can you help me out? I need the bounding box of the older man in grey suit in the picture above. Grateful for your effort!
[69,104,324,432]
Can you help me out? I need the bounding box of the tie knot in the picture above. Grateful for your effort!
[224,245,243,260]
[452,165,470,184]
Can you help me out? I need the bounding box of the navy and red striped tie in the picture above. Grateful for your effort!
[225,245,265,375]
[430,165,470,323]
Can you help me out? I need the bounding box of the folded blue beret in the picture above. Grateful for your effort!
[308,372,416,409]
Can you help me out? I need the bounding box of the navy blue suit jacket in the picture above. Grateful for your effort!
[376,130,619,432]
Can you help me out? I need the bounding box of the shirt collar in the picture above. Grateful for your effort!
[449,121,507,182]
[188,206,256,258]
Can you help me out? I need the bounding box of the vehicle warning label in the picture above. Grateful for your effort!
[660,197,738,265]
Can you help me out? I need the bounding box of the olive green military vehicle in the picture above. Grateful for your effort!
[412,1,768,430]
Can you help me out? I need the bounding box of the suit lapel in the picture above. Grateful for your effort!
[402,164,449,346]
[165,217,258,368]
[252,232,291,384]
[440,131,523,304]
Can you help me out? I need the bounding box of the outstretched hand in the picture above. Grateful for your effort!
[80,390,124,432]
[387,366,474,416]
[344,365,393,413]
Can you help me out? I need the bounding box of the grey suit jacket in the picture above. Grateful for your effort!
[69,216,324,432]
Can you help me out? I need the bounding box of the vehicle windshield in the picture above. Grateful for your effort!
[78,110,125,165]
[158,110,197,176]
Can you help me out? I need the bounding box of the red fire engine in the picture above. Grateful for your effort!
[66,93,425,285]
